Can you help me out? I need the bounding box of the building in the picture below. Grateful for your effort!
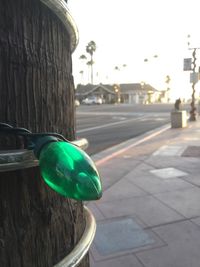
[75,83,161,104]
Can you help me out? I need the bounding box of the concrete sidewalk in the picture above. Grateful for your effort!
[88,119,200,267]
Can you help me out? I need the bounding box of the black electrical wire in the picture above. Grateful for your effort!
[0,123,69,144]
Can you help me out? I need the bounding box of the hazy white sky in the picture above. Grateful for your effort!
[68,0,200,100]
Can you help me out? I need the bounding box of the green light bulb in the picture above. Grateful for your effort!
[37,141,102,201]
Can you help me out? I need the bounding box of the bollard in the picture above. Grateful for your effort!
[171,110,188,128]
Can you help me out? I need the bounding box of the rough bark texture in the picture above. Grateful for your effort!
[0,0,89,266]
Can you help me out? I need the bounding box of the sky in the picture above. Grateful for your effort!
[68,0,200,101]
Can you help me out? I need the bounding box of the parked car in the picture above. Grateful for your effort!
[82,96,103,105]
[75,99,80,107]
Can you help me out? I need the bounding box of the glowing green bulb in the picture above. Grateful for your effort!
[37,141,102,201]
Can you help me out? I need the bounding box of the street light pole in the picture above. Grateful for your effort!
[189,48,200,121]
[113,84,121,103]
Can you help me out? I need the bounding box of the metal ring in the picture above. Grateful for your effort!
[72,138,88,151]
[0,138,89,172]
[0,139,95,266]
[40,0,79,52]
[54,206,96,267]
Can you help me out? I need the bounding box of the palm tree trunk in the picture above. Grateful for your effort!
[0,0,89,266]
[91,55,94,84]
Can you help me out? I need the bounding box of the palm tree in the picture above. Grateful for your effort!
[122,64,127,81]
[79,70,84,84]
[86,60,95,84]
[0,1,88,266]
[165,75,171,86]
[114,66,120,71]
[86,41,96,84]
[187,34,191,47]
[114,66,120,83]
[79,54,87,61]
[165,75,171,102]
[79,54,87,84]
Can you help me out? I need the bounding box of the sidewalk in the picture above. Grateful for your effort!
[88,118,200,267]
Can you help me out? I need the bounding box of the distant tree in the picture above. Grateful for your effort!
[144,55,158,62]
[87,60,95,67]
[79,54,87,60]
[187,34,191,47]
[165,75,171,102]
[165,75,171,85]
[79,70,84,84]
[114,66,120,71]
[114,64,126,83]
[114,66,120,83]
[86,41,96,84]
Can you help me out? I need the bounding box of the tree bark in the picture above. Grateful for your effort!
[0,0,89,266]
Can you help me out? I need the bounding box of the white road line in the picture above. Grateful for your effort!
[77,115,148,133]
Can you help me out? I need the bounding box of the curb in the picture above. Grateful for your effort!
[92,123,171,166]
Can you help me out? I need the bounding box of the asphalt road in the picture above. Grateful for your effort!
[75,103,190,155]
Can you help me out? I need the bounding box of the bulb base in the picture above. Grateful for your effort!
[34,136,58,158]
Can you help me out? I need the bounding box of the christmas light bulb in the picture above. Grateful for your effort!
[35,139,102,201]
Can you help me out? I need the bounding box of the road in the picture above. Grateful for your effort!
[75,103,190,155]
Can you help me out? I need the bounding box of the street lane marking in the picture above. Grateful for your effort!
[112,116,126,120]
[77,115,148,133]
